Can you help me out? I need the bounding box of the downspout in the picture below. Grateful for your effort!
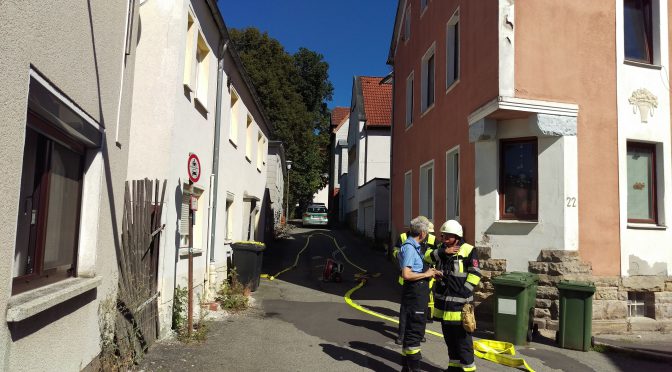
[388,70,395,253]
[205,40,228,296]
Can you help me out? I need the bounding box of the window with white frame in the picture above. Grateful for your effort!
[246,114,253,161]
[446,147,460,220]
[624,0,655,64]
[446,9,460,89]
[257,132,263,170]
[403,7,411,42]
[421,44,436,112]
[194,31,210,108]
[500,138,538,220]
[421,0,429,14]
[627,142,658,224]
[404,171,412,226]
[180,187,203,248]
[406,72,414,127]
[225,196,234,240]
[419,161,434,220]
[229,89,239,144]
[183,13,196,90]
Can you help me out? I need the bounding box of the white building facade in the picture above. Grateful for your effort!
[128,0,272,336]
[0,1,140,370]
[344,76,392,239]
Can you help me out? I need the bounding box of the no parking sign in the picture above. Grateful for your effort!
[187,153,201,183]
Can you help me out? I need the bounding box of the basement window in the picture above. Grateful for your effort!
[627,292,654,318]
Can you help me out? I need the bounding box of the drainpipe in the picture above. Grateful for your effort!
[205,40,229,297]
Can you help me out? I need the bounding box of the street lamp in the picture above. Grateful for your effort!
[285,160,292,224]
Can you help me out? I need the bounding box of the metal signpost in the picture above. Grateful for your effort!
[186,153,200,337]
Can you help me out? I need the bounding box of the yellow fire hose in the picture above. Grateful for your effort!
[261,233,535,372]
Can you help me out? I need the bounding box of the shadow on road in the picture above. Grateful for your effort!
[320,343,397,371]
[338,318,398,341]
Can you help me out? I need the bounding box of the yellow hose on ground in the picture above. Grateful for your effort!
[262,232,534,372]
[261,232,371,280]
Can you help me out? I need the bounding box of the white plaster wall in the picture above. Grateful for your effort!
[0,0,137,370]
[345,117,366,214]
[357,121,366,187]
[365,130,392,181]
[332,119,349,188]
[616,0,672,276]
[210,40,272,290]
[128,0,222,336]
[474,119,578,272]
[313,186,329,205]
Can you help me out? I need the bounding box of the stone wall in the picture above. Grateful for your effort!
[527,250,592,331]
[473,246,506,323]
[471,248,672,333]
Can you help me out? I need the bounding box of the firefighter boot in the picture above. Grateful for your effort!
[406,357,421,372]
[400,356,409,372]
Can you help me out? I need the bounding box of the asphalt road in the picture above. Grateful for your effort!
[138,226,671,372]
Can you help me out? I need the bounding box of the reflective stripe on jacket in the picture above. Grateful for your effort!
[427,242,482,324]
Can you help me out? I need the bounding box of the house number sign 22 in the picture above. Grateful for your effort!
[566,197,577,207]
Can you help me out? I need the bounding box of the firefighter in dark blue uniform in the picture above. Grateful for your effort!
[427,220,482,372]
[398,217,441,372]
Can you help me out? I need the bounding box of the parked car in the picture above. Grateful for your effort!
[302,205,329,227]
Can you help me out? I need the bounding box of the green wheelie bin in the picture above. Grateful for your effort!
[556,280,596,351]
[492,272,539,345]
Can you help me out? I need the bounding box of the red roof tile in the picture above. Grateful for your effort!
[360,76,392,127]
[331,107,350,127]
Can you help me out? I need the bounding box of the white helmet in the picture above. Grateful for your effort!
[428,221,435,233]
[440,220,463,238]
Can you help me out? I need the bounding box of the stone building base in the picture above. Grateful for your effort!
[472,248,672,334]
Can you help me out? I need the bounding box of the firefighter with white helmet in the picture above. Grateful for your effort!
[427,220,482,372]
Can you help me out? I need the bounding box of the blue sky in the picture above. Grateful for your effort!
[218,0,397,109]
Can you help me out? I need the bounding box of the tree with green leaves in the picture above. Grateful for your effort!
[229,28,333,217]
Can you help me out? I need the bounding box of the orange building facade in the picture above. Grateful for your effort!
[388,0,672,330]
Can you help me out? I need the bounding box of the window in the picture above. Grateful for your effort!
[446,147,460,220]
[499,138,538,220]
[446,10,460,88]
[225,197,234,240]
[624,0,653,63]
[246,114,253,161]
[229,89,239,144]
[403,7,411,42]
[180,188,202,248]
[627,292,654,317]
[13,114,85,294]
[421,0,429,13]
[404,171,412,225]
[194,32,210,108]
[627,142,657,223]
[257,132,263,170]
[406,72,414,127]
[419,161,434,220]
[421,44,436,112]
[183,13,196,90]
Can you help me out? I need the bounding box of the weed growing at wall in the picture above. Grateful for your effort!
[216,269,250,312]
[172,285,209,343]
[96,297,135,370]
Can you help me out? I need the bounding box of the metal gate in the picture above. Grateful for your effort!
[116,179,166,359]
